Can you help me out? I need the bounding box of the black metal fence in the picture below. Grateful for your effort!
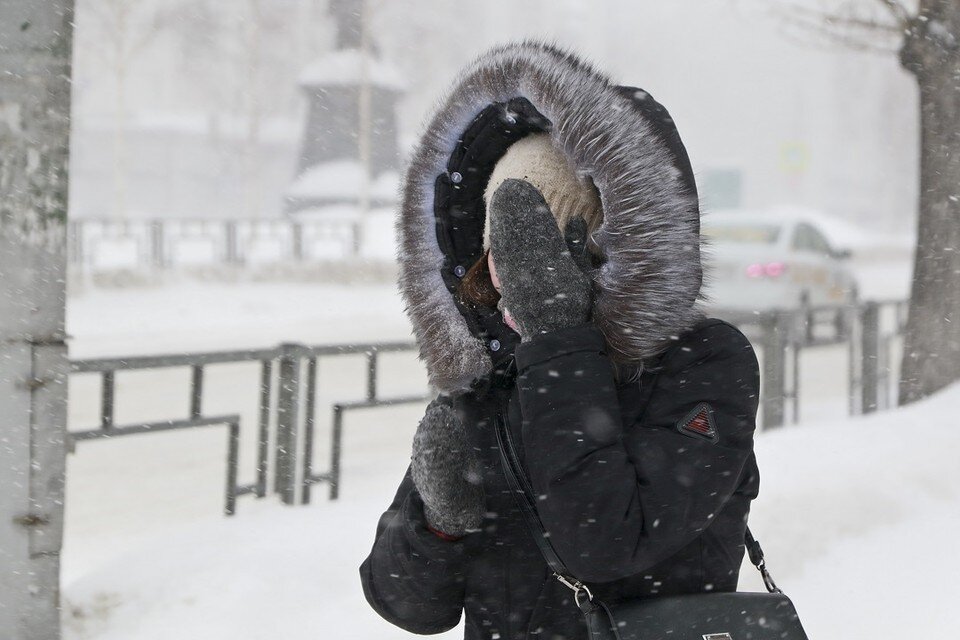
[724,298,907,427]
[67,341,427,514]
[69,347,276,515]
[66,298,907,513]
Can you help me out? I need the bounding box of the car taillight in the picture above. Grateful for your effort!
[764,261,786,277]
[746,261,786,278]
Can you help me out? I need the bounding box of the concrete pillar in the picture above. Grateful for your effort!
[0,2,74,638]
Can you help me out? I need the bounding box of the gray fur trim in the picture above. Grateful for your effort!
[397,39,705,393]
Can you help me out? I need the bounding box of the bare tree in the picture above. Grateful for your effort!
[0,1,74,638]
[169,0,301,218]
[772,0,960,405]
[75,0,172,218]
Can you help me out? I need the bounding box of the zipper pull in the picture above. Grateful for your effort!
[505,353,517,377]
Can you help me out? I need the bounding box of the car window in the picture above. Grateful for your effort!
[807,227,834,257]
[792,223,834,256]
[702,224,781,244]
[791,224,810,251]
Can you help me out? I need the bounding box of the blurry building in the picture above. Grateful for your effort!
[284,0,404,217]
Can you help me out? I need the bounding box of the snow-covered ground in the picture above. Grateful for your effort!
[63,281,422,584]
[61,367,960,638]
[67,281,410,358]
[61,272,947,639]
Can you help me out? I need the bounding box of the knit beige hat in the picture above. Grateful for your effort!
[483,133,604,255]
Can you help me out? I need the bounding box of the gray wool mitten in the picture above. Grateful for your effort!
[489,178,594,340]
[410,395,484,537]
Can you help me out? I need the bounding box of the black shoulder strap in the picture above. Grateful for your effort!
[494,415,569,575]
[494,414,782,595]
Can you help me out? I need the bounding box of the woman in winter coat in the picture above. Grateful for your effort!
[359,41,761,639]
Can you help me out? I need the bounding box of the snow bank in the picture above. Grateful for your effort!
[62,374,960,639]
[299,50,405,90]
[286,160,400,203]
[741,383,960,637]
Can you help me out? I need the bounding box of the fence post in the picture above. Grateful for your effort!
[256,360,273,498]
[225,422,240,516]
[274,343,303,505]
[847,303,860,416]
[329,405,344,500]
[300,358,318,505]
[760,311,786,429]
[860,301,881,414]
[366,350,378,401]
[225,220,240,265]
[789,335,800,425]
[292,222,304,261]
[800,295,814,345]
[352,220,362,256]
[149,220,165,268]
[68,220,83,268]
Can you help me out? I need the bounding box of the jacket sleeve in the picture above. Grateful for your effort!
[513,321,759,583]
[358,464,468,634]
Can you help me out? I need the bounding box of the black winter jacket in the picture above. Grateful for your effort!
[360,319,760,639]
[360,41,762,640]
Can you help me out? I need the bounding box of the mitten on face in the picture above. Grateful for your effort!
[410,395,484,537]
[488,178,594,340]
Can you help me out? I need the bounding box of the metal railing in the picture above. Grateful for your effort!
[67,340,426,514]
[69,347,277,515]
[720,298,908,428]
[70,416,244,514]
[269,342,430,505]
[66,298,908,512]
[68,218,364,271]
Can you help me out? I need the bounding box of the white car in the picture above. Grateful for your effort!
[701,210,859,313]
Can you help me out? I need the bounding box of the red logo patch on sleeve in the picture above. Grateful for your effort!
[676,402,719,443]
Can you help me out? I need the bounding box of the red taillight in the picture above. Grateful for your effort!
[764,261,786,277]
[746,262,787,278]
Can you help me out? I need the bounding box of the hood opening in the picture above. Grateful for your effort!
[435,97,552,343]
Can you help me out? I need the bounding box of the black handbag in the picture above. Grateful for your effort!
[495,415,808,640]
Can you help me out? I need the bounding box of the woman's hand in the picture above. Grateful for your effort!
[488,178,593,340]
[410,395,484,538]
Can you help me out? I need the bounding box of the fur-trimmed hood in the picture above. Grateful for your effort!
[396,40,706,394]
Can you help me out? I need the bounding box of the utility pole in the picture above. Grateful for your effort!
[0,1,74,638]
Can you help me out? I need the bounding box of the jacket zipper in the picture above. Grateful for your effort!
[496,397,513,640]
[495,360,515,640]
